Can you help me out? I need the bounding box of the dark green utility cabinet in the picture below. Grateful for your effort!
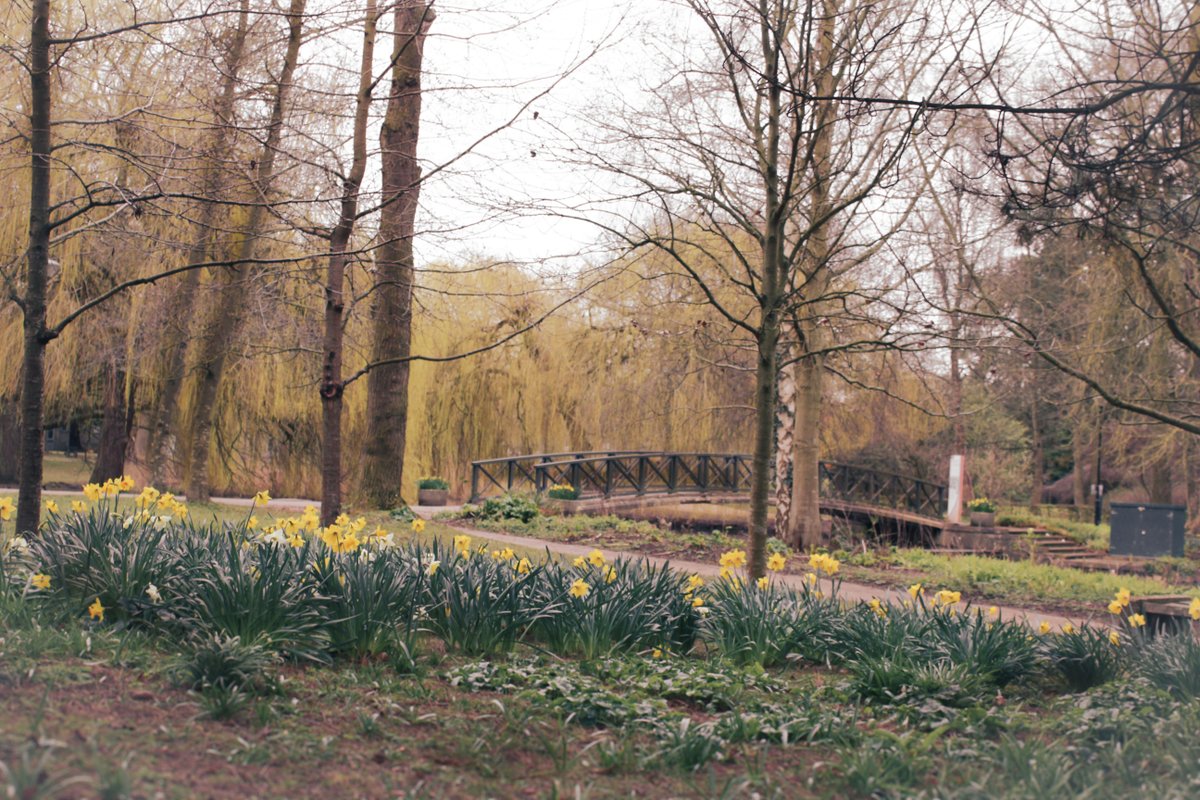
[1109,503,1187,558]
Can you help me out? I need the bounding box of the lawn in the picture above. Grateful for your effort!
[5,485,1200,798]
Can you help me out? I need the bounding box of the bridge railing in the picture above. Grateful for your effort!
[531,453,753,498]
[469,451,946,521]
[469,451,659,502]
[820,461,946,519]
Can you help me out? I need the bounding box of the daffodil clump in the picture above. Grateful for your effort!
[546,483,580,501]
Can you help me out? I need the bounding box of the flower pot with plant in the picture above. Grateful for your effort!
[417,477,450,506]
[967,497,997,527]
[546,483,580,501]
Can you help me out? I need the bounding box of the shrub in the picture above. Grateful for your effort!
[649,718,725,772]
[1136,633,1200,700]
[701,579,832,668]
[176,633,280,694]
[417,477,449,490]
[29,509,178,625]
[424,544,555,655]
[532,558,698,659]
[1041,626,1125,691]
[170,533,330,661]
[924,607,1039,687]
[474,494,540,523]
[317,548,425,663]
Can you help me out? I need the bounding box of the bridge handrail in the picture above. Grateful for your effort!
[469,451,947,520]
[529,455,945,494]
[470,450,660,467]
[820,461,946,492]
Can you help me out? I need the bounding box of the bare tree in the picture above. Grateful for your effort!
[360,1,434,510]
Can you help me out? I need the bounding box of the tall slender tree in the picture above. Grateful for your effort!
[360,1,434,509]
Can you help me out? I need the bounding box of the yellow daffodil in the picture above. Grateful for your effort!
[1062,623,1075,635]
[988,606,999,618]
[719,549,747,569]
[1108,600,1124,615]
[573,555,587,568]
[118,475,135,492]
[1128,613,1147,628]
[515,558,532,575]
[88,598,105,622]
[411,519,426,533]
[136,487,160,509]
[685,574,705,592]
[453,535,472,557]
[808,553,840,575]
[1039,621,1051,634]
[247,516,259,530]
[869,598,886,617]
[603,566,617,584]
[0,497,16,520]
[652,648,663,659]
[31,573,51,590]
[253,490,271,506]
[44,499,58,515]
[1190,598,1200,621]
[766,552,787,572]
[756,576,769,590]
[82,483,102,502]
[426,560,440,576]
[908,583,924,600]
[70,500,86,513]
[935,590,961,607]
[569,578,591,598]
[1109,631,1121,645]
[1115,588,1132,608]
[692,596,705,607]
[806,572,818,585]
[587,549,606,567]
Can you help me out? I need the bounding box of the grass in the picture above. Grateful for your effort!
[998,507,1110,550]
[846,548,1200,609]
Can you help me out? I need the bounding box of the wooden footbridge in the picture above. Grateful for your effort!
[469,451,948,536]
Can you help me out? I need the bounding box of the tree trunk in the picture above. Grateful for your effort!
[320,0,379,526]
[789,347,825,549]
[0,398,20,484]
[773,358,796,535]
[748,325,779,578]
[1072,414,1088,507]
[16,0,53,535]
[186,0,306,501]
[360,1,433,509]
[145,1,250,490]
[1029,397,1044,507]
[783,0,836,552]
[89,364,129,483]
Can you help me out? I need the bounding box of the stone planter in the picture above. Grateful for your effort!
[417,488,449,506]
[970,511,996,528]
